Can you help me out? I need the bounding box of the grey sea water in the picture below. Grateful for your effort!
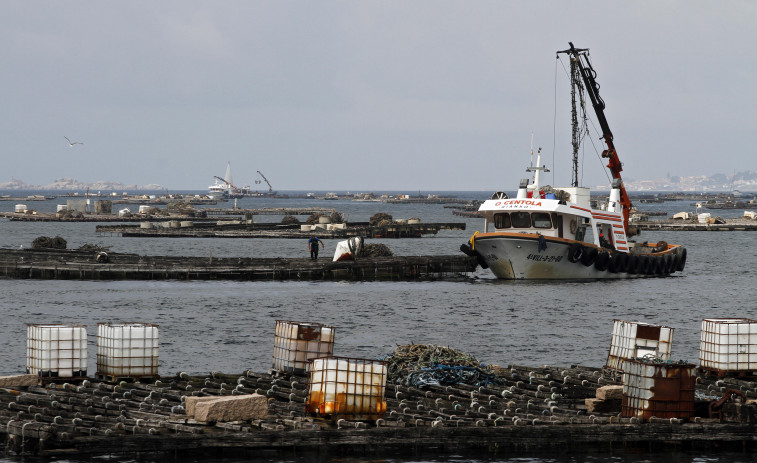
[1,191,756,462]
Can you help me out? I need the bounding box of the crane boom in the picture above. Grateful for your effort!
[557,42,633,233]
[256,171,273,193]
[213,175,238,191]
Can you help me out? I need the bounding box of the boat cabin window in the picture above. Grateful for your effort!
[531,212,552,229]
[493,213,511,229]
[511,212,532,228]
[496,211,555,229]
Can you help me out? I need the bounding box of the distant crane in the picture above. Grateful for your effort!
[213,175,240,194]
[257,171,274,194]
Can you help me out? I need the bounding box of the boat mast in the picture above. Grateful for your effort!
[569,57,583,188]
[557,42,633,233]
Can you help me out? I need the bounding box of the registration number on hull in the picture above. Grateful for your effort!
[526,254,563,263]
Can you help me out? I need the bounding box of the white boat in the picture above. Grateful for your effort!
[461,43,686,280]
[208,163,276,198]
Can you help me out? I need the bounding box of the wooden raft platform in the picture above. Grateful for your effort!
[637,221,757,231]
[96,222,466,239]
[0,249,477,281]
[1,365,756,458]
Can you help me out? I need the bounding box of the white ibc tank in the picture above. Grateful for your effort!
[306,357,387,419]
[272,321,335,374]
[606,320,673,371]
[700,318,757,373]
[15,204,26,213]
[56,204,67,212]
[97,323,159,378]
[26,324,88,378]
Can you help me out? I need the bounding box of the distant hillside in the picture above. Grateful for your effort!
[0,178,163,191]
[597,171,757,192]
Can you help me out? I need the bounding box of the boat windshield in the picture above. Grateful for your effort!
[494,213,511,228]
[531,213,552,229]
[511,212,531,228]
[494,212,553,229]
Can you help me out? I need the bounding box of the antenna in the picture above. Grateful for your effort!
[529,132,535,167]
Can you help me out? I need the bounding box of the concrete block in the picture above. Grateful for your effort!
[0,374,38,388]
[194,394,268,423]
[184,396,219,418]
[585,398,622,414]
[596,385,624,400]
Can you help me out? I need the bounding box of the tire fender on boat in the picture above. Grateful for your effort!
[607,252,627,273]
[567,243,584,263]
[676,248,687,271]
[581,247,598,267]
[627,254,639,274]
[638,256,651,275]
[648,256,662,275]
[594,251,610,271]
[663,254,674,274]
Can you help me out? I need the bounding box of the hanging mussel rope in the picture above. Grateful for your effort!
[384,344,504,388]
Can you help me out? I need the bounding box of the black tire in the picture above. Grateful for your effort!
[670,254,680,274]
[594,252,610,271]
[607,253,618,273]
[676,248,687,271]
[613,252,630,273]
[651,257,664,275]
[568,243,584,263]
[639,256,651,275]
[460,243,475,256]
[665,254,675,275]
[627,255,639,274]
[581,247,598,267]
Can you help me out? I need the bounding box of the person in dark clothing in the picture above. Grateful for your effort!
[308,236,325,260]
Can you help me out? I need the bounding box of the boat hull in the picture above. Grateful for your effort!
[471,233,684,280]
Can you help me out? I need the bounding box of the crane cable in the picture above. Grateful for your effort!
[555,55,612,187]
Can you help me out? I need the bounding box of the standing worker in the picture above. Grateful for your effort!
[308,236,325,260]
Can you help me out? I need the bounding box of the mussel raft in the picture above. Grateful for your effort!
[2,365,756,458]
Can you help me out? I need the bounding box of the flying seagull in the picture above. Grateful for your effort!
[64,136,83,147]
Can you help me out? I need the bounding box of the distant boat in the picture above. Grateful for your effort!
[208,163,276,198]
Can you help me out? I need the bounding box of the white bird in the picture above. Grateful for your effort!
[64,136,83,147]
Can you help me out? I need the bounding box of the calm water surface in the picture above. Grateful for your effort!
[1,192,755,462]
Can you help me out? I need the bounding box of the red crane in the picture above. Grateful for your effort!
[557,42,634,234]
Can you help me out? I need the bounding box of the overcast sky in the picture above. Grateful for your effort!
[2,1,755,191]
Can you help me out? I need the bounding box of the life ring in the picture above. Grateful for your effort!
[569,219,577,234]
[676,248,687,271]
[594,251,610,271]
[567,243,584,263]
[581,246,598,267]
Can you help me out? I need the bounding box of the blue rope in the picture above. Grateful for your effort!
[405,364,504,388]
